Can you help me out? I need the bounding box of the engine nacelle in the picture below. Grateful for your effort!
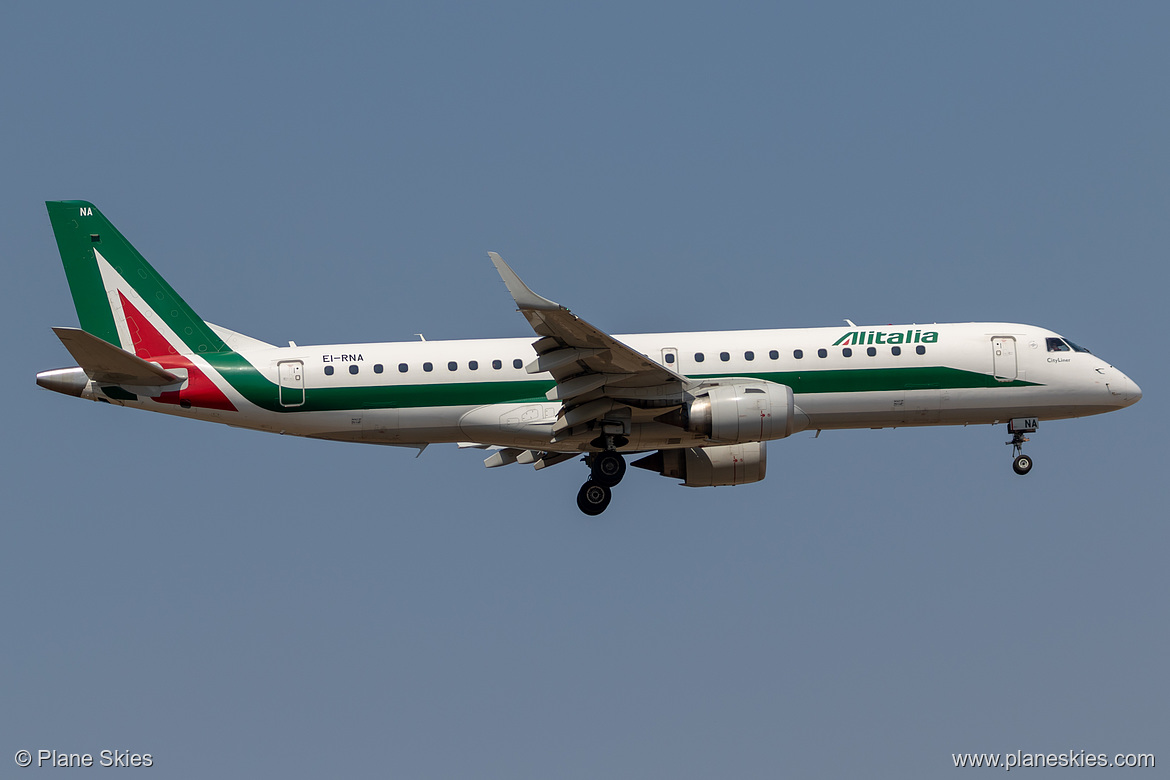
[671,380,807,443]
[632,442,767,487]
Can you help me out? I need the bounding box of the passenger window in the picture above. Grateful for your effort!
[866,347,876,357]
[469,360,478,370]
[398,363,408,373]
[817,349,827,358]
[492,359,502,369]
[793,349,803,359]
[695,353,705,363]
[842,348,852,357]
[374,364,384,374]
[744,351,754,361]
[769,350,779,360]
[916,345,926,355]
[513,359,523,369]
[891,346,901,356]
[423,362,433,372]
[664,353,675,364]
[448,361,458,371]
[1046,337,1072,352]
[349,364,359,375]
[720,352,730,362]
[324,365,334,376]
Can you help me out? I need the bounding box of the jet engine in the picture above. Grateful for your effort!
[633,442,767,487]
[660,380,807,443]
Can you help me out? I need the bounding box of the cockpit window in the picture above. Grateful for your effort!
[1047,337,1092,353]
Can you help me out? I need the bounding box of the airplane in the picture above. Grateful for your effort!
[37,201,1142,515]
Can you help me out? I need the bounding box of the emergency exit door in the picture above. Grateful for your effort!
[278,360,305,407]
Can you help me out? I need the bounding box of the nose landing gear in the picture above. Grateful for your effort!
[1006,417,1037,475]
[576,447,627,516]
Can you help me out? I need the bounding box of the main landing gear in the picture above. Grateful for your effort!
[576,448,627,516]
[1006,417,1038,475]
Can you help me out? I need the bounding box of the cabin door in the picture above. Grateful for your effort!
[992,337,1017,381]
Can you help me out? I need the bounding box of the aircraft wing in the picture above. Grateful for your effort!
[52,327,180,386]
[490,253,686,445]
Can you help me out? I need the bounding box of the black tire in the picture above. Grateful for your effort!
[576,480,612,515]
[591,451,626,487]
[1013,454,1033,475]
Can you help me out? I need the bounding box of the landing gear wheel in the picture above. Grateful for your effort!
[1013,454,1033,475]
[591,451,626,487]
[576,480,612,516]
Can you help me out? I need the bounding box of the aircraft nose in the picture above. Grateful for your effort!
[1127,376,1142,405]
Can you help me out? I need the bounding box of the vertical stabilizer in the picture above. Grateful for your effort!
[45,201,229,356]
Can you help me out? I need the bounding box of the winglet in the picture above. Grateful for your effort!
[488,252,562,311]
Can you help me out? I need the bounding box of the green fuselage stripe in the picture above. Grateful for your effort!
[208,357,1039,414]
[699,366,1039,394]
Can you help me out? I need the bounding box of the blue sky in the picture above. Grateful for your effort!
[3,3,1166,777]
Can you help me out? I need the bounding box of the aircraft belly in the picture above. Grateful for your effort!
[269,406,468,444]
[458,403,559,449]
[456,404,716,452]
[797,385,1113,429]
[796,391,922,427]
[625,423,710,451]
[91,384,1125,447]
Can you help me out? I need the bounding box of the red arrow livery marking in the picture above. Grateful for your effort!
[119,293,237,412]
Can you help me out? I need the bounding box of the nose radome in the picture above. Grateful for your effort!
[1127,377,1142,404]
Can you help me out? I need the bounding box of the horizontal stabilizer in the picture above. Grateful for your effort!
[52,327,180,385]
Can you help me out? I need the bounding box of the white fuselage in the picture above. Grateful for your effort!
[71,322,1141,453]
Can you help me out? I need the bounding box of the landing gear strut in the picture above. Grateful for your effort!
[1006,417,1037,475]
[576,444,626,515]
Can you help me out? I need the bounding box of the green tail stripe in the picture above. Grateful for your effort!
[45,201,229,355]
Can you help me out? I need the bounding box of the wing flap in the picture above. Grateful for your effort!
[525,347,606,375]
[484,448,525,468]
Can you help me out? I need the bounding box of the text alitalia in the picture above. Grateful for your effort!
[832,330,939,347]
